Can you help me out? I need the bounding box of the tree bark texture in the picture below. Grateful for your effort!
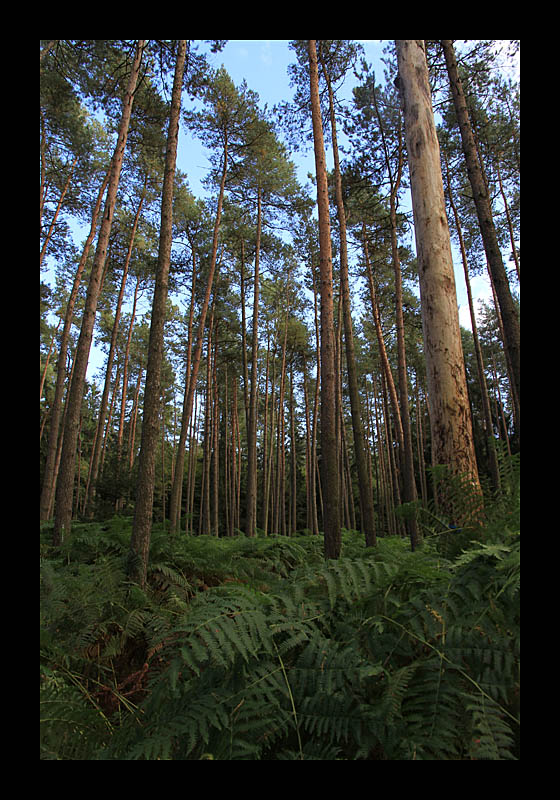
[441,39,520,437]
[308,40,341,559]
[129,41,187,586]
[395,40,482,519]
[53,40,146,546]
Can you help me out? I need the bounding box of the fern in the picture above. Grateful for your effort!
[41,498,519,760]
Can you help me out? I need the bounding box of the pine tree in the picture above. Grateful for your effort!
[440,40,520,439]
[395,40,482,525]
[308,40,341,559]
[317,41,376,548]
[53,40,146,546]
[129,41,187,587]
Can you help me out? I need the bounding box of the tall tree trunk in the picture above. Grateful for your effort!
[443,153,500,491]
[441,39,520,439]
[245,186,262,537]
[362,228,405,455]
[320,50,376,547]
[308,39,341,559]
[129,41,186,587]
[168,129,229,533]
[168,242,198,533]
[395,39,482,529]
[85,179,147,515]
[40,170,109,521]
[40,317,61,401]
[371,85,418,546]
[115,274,142,511]
[53,40,146,545]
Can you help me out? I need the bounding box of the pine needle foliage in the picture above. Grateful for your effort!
[41,461,520,760]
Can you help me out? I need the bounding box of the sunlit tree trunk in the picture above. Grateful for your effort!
[396,40,482,529]
[54,40,146,546]
[40,170,109,522]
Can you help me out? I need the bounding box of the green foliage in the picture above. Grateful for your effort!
[41,489,519,760]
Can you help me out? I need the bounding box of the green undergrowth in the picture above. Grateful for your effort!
[41,486,519,760]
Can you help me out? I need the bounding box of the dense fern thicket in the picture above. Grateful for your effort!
[41,458,519,760]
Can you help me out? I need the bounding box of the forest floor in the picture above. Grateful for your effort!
[40,491,519,760]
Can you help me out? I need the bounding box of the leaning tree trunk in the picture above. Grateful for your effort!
[395,40,482,528]
[40,169,110,522]
[441,39,520,440]
[53,40,146,546]
[308,40,341,559]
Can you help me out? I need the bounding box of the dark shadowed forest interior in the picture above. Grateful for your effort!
[40,40,520,760]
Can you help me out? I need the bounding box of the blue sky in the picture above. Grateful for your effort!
[49,40,509,384]
[177,39,387,198]
[178,39,494,331]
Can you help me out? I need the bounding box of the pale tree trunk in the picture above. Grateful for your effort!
[395,40,482,527]
[53,40,146,546]
[441,39,520,440]
[129,41,187,587]
[308,40,341,559]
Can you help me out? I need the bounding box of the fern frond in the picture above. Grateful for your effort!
[465,693,517,760]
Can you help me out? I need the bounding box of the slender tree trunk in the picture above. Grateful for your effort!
[128,366,144,473]
[441,39,520,438]
[308,39,341,559]
[239,240,250,428]
[168,244,198,533]
[211,323,220,535]
[371,84,418,545]
[443,154,500,491]
[85,180,147,515]
[168,130,229,533]
[116,275,142,511]
[40,171,109,521]
[53,40,145,545]
[129,41,186,586]
[310,268,321,536]
[362,228,405,455]
[320,53,376,546]
[261,331,270,532]
[396,40,482,528]
[39,154,78,267]
[263,339,277,536]
[40,317,61,401]
[290,364,297,535]
[245,187,262,537]
[496,157,520,283]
